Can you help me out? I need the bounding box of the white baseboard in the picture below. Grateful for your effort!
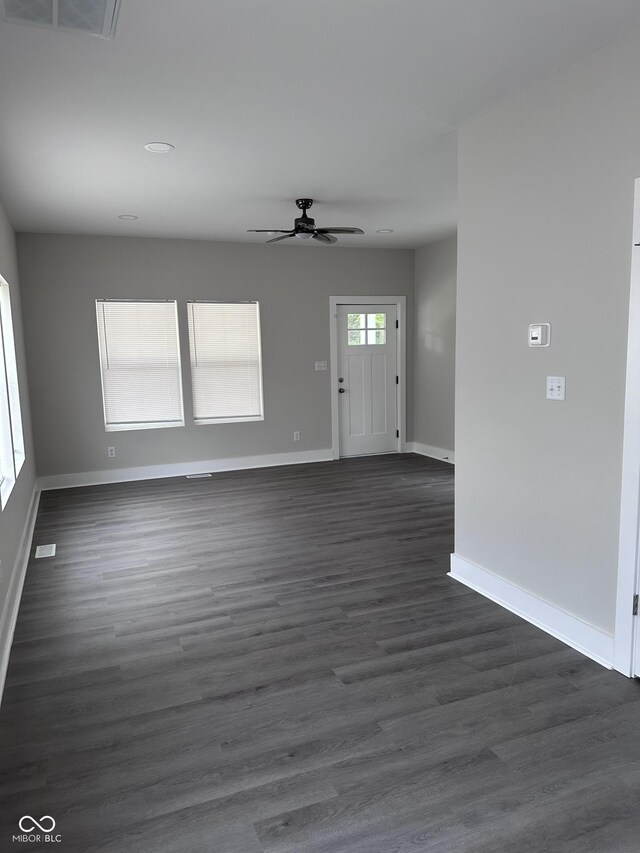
[38,448,334,491]
[408,441,455,464]
[0,484,40,704]
[449,553,614,669]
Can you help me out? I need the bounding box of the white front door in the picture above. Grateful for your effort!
[337,304,398,457]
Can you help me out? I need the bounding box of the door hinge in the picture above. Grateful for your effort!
[634,594,639,616]
[396,429,399,438]
[396,319,399,329]
[396,375,399,385]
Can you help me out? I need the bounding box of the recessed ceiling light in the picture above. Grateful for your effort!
[144,142,175,154]
[376,229,394,234]
[118,214,139,220]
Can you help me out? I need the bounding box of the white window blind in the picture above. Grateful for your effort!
[0,277,25,509]
[0,315,13,505]
[96,300,184,432]
[187,301,264,424]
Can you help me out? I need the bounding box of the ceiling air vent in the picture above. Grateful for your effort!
[1,0,121,39]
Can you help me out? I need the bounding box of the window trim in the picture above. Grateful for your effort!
[187,300,265,426]
[96,298,185,433]
[0,276,26,509]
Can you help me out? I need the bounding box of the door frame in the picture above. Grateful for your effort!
[615,177,640,676]
[329,295,407,460]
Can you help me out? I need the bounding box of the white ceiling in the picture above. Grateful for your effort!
[0,1,639,249]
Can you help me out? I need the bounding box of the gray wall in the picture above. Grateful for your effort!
[0,199,36,589]
[414,236,456,453]
[456,29,640,635]
[17,234,414,477]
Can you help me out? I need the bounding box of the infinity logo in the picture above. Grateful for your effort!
[18,816,56,833]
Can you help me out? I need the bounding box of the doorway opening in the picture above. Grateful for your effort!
[329,296,407,459]
[615,177,640,676]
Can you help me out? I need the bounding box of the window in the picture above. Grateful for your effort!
[0,276,25,509]
[347,312,387,346]
[96,300,184,431]
[187,301,263,424]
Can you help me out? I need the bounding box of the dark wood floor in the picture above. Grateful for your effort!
[1,454,639,852]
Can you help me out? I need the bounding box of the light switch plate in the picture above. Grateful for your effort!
[546,376,565,400]
[314,361,328,371]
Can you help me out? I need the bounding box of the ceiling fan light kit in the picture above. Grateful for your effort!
[248,199,364,245]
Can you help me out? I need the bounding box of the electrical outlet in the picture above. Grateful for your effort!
[107,446,116,458]
[293,431,301,441]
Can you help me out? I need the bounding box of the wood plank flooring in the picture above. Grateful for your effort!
[1,453,640,852]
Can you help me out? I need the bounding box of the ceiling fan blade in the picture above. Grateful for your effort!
[266,233,296,244]
[312,232,337,244]
[247,229,293,234]
[315,227,364,235]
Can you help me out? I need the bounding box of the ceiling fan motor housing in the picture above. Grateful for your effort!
[294,215,315,232]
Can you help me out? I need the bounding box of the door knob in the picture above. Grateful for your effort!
[338,388,346,393]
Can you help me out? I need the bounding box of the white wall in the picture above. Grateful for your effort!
[414,236,456,456]
[455,28,640,636]
[17,234,414,479]
[0,198,37,637]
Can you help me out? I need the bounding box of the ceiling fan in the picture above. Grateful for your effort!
[248,199,364,244]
